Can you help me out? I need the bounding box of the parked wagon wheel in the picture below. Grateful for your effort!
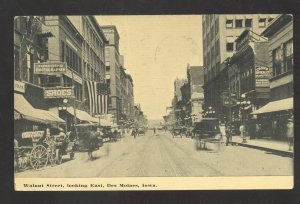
[30,145,48,170]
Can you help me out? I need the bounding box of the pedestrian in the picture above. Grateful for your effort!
[286,116,294,151]
[255,123,261,139]
[239,124,245,139]
[14,138,19,172]
[153,127,156,134]
[225,123,231,146]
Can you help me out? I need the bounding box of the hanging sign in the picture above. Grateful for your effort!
[22,131,44,139]
[14,80,25,93]
[44,87,75,99]
[255,66,271,87]
[34,62,67,74]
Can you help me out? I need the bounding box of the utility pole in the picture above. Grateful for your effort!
[71,71,77,127]
[227,59,232,144]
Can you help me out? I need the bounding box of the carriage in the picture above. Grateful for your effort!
[193,118,223,150]
[72,124,103,159]
[171,126,187,138]
[14,128,76,171]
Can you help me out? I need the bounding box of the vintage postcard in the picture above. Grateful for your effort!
[14,15,293,191]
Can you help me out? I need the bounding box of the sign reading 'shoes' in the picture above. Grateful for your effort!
[44,87,75,99]
[34,62,67,74]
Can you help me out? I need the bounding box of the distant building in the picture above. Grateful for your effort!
[102,25,134,124]
[102,25,123,123]
[125,74,134,119]
[172,78,186,125]
[187,65,204,123]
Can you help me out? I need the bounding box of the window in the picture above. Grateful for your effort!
[272,47,282,76]
[268,18,274,23]
[216,62,220,73]
[284,39,293,71]
[14,49,20,80]
[210,26,214,40]
[259,18,267,27]
[226,42,234,52]
[61,41,65,62]
[226,19,233,28]
[108,96,112,106]
[207,50,210,65]
[245,19,252,27]
[215,39,220,56]
[105,61,110,72]
[235,19,243,28]
[215,18,219,34]
[26,53,34,83]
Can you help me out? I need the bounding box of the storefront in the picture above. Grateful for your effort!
[14,92,65,145]
[251,97,293,140]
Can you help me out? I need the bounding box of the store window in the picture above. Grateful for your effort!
[235,19,243,28]
[245,19,252,27]
[226,42,234,52]
[258,18,267,27]
[226,19,233,28]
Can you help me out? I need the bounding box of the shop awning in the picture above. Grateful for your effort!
[14,93,65,124]
[66,107,94,122]
[251,97,293,115]
[91,117,113,126]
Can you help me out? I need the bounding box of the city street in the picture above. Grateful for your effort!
[15,130,293,178]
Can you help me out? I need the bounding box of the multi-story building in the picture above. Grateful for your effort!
[14,16,67,141]
[172,78,186,125]
[67,16,107,116]
[102,25,122,123]
[101,25,134,124]
[41,16,93,127]
[187,65,204,123]
[252,14,293,140]
[125,74,134,119]
[202,14,278,118]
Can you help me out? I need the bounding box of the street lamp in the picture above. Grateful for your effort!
[237,94,251,143]
[207,106,215,117]
[58,98,69,131]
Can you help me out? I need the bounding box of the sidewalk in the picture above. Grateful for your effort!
[231,135,293,157]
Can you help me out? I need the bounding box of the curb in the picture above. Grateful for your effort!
[231,141,294,158]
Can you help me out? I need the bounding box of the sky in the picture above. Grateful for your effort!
[96,15,203,120]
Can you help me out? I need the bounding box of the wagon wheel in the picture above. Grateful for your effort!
[56,149,63,164]
[30,145,48,170]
